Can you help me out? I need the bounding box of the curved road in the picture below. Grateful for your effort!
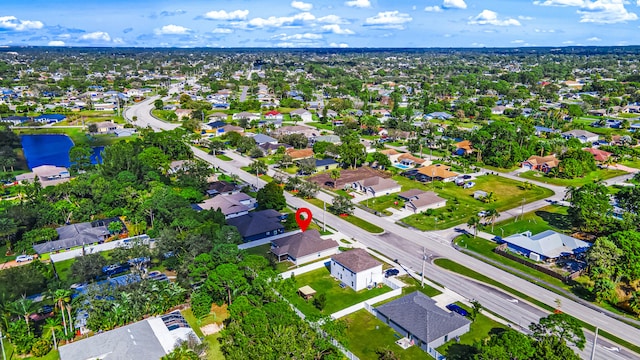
[128,100,640,359]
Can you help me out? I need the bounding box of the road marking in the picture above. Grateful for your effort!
[507,298,519,303]
[604,346,620,352]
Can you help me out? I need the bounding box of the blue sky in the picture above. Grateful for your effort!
[1,0,639,48]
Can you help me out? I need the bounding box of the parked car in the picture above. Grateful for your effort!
[446,303,469,317]
[477,210,489,217]
[16,255,34,262]
[463,182,475,189]
[385,269,400,277]
[462,175,472,179]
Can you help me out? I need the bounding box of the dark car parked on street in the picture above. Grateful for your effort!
[385,268,400,277]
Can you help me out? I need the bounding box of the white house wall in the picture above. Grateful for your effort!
[294,246,339,266]
[331,262,383,291]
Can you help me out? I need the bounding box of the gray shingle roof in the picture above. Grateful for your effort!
[376,292,470,344]
[33,222,110,254]
[331,248,381,273]
[227,210,284,238]
[271,229,339,259]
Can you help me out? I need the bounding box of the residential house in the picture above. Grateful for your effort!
[202,120,226,133]
[398,190,447,213]
[196,193,253,219]
[330,248,383,291]
[453,140,473,156]
[58,311,198,360]
[272,125,318,139]
[417,164,458,182]
[227,209,286,242]
[424,112,453,120]
[289,108,313,122]
[260,142,292,155]
[232,112,260,122]
[315,158,340,172]
[264,110,284,121]
[491,106,506,115]
[473,190,488,200]
[521,155,560,173]
[114,128,136,137]
[174,109,193,120]
[397,153,428,167]
[583,147,612,163]
[94,121,123,134]
[534,126,559,136]
[32,218,117,254]
[0,115,30,125]
[501,230,592,262]
[208,112,228,121]
[352,176,401,198]
[206,181,240,197]
[285,148,314,161]
[623,104,640,114]
[271,229,339,266]
[562,129,599,144]
[311,135,341,145]
[249,133,278,146]
[375,292,471,355]
[16,165,71,186]
[34,114,66,123]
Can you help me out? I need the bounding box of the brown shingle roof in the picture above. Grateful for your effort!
[331,248,381,273]
[286,148,314,160]
[417,164,458,179]
[271,230,338,259]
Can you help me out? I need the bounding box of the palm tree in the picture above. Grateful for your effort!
[51,289,72,337]
[8,295,38,335]
[330,168,341,189]
[467,216,481,238]
[485,208,500,232]
[42,317,63,349]
[628,291,640,316]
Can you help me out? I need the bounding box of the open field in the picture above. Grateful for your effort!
[308,167,390,190]
[489,205,571,237]
[401,175,554,231]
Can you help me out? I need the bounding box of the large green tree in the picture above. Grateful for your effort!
[256,181,286,211]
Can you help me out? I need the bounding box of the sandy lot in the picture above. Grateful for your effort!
[308,167,390,189]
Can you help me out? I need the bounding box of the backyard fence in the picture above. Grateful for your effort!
[330,288,402,319]
[279,260,330,279]
[494,245,576,283]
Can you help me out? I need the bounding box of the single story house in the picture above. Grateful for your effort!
[271,229,339,266]
[289,108,313,122]
[232,112,260,121]
[114,128,136,137]
[330,248,383,291]
[425,112,453,120]
[174,109,193,120]
[534,126,559,136]
[264,110,284,121]
[259,142,292,155]
[34,114,66,123]
[583,147,612,162]
[401,191,447,213]
[202,120,226,132]
[206,181,240,197]
[352,176,401,198]
[227,209,286,242]
[453,140,473,156]
[208,112,228,121]
[562,129,599,144]
[16,165,71,186]
[32,218,120,254]
[59,311,198,360]
[417,164,458,182]
[250,133,278,145]
[272,125,317,138]
[521,155,560,173]
[286,148,314,161]
[375,292,471,355]
[0,115,30,125]
[311,135,341,145]
[315,158,340,172]
[501,230,592,262]
[473,190,488,200]
[196,194,251,219]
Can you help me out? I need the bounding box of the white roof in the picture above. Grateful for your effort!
[503,230,591,258]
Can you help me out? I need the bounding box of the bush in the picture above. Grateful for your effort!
[191,289,213,318]
[313,293,327,310]
[31,338,52,357]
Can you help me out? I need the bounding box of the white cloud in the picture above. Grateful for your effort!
[276,42,296,47]
[345,0,371,8]
[578,0,637,24]
[272,33,323,40]
[365,11,413,29]
[563,40,575,44]
[425,6,443,12]
[113,37,124,44]
[0,16,43,31]
[534,28,556,32]
[468,10,521,26]
[291,1,313,11]
[154,24,191,35]
[534,0,584,6]
[443,0,467,9]
[48,40,65,46]
[511,39,525,43]
[330,42,349,48]
[80,31,111,42]
[518,15,534,20]
[212,28,233,33]
[321,24,355,34]
[248,12,315,28]
[318,15,348,24]
[203,10,249,20]
[587,36,602,41]
[159,9,187,17]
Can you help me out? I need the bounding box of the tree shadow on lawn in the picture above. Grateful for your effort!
[445,344,478,360]
[534,210,572,231]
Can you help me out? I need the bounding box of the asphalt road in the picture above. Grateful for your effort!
[127,99,640,359]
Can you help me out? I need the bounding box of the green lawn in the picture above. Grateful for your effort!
[306,122,334,131]
[242,243,291,273]
[343,309,430,360]
[181,307,227,360]
[305,198,384,233]
[401,175,554,231]
[437,303,507,356]
[489,205,571,238]
[285,267,392,317]
[216,154,233,161]
[396,275,442,298]
[360,194,404,216]
[1,340,60,360]
[620,159,640,170]
[53,257,76,282]
[518,169,627,187]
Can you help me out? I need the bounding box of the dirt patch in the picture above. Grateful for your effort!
[308,167,390,189]
[201,323,224,335]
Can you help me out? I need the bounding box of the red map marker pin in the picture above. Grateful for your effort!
[295,208,313,232]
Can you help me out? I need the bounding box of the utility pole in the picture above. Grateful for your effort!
[421,247,429,288]
[0,327,6,360]
[590,327,598,360]
[323,200,326,232]
[520,197,526,220]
